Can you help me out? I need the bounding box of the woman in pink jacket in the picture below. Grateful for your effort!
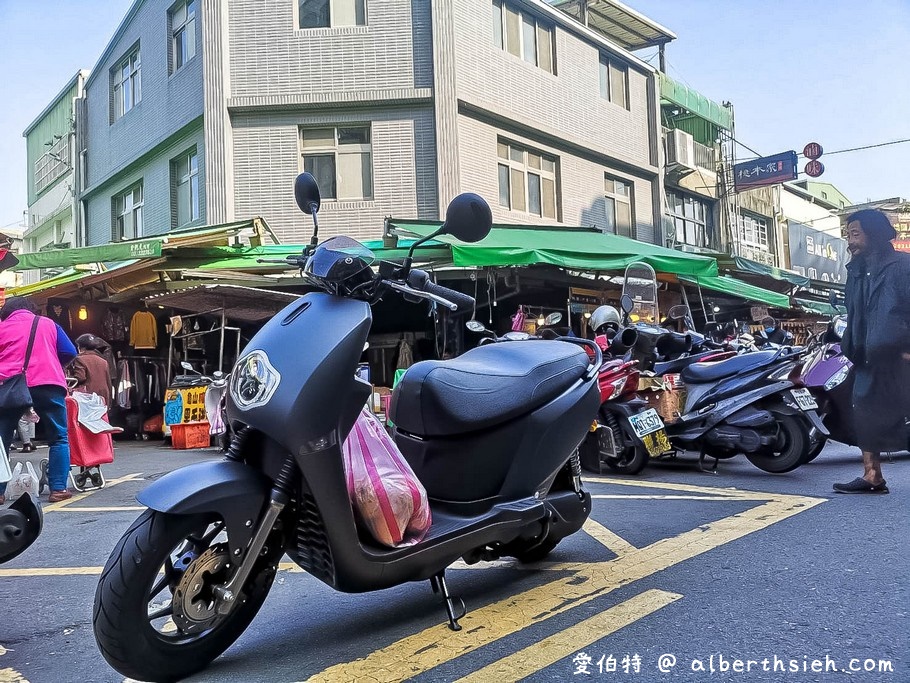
[0,297,77,504]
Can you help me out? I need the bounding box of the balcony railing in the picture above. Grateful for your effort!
[692,140,716,171]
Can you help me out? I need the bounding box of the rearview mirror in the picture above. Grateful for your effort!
[441,193,492,243]
[544,312,563,326]
[294,172,321,215]
[466,320,487,333]
[668,304,690,320]
[620,294,634,315]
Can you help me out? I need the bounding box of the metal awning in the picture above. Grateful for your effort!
[142,284,298,323]
[550,0,676,51]
[659,73,733,131]
[679,274,790,310]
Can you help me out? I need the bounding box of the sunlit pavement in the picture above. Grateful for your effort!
[1,439,907,682]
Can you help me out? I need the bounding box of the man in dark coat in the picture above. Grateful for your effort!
[835,209,910,494]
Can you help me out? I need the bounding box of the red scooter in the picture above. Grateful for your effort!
[579,300,671,475]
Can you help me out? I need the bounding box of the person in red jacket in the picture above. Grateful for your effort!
[0,297,77,505]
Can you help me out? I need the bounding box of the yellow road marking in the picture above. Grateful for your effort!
[454,589,683,683]
[306,488,823,682]
[592,494,743,500]
[583,518,637,557]
[583,475,767,499]
[0,668,29,683]
[44,473,144,513]
[1,561,306,578]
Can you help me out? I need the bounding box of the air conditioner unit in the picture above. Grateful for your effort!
[666,129,696,170]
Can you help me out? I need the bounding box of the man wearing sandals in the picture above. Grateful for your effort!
[834,209,910,494]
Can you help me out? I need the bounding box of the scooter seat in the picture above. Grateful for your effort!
[681,350,779,384]
[390,340,590,436]
[653,350,717,376]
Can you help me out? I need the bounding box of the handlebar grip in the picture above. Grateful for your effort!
[407,270,475,313]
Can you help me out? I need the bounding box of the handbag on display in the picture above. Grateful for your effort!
[0,317,40,412]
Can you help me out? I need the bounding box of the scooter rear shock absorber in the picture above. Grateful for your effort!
[569,451,584,496]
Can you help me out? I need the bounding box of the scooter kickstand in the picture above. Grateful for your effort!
[698,449,719,474]
[430,571,466,631]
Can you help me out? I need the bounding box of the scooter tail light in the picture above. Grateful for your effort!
[608,376,628,400]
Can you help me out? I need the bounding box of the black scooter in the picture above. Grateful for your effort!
[92,174,602,682]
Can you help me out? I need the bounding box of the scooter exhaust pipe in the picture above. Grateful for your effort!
[608,327,638,355]
[656,332,692,358]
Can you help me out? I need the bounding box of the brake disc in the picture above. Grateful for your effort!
[171,544,232,634]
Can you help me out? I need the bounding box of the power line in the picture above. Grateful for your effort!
[735,137,910,163]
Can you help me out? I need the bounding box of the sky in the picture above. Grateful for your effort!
[0,0,908,232]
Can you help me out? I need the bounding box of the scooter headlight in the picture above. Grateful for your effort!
[824,366,850,391]
[833,316,847,340]
[230,350,281,410]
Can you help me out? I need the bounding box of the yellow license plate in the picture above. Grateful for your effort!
[642,429,671,457]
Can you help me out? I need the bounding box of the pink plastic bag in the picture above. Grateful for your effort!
[342,408,431,547]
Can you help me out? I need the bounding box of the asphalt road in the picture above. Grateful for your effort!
[0,439,907,683]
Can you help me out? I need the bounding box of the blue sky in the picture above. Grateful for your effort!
[1,0,908,231]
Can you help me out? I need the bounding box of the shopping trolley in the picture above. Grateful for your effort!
[66,393,122,492]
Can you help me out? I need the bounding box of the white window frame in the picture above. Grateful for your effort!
[298,0,367,28]
[113,182,144,241]
[112,47,141,121]
[171,0,197,73]
[605,174,633,238]
[492,0,555,74]
[174,149,200,227]
[34,135,69,194]
[738,212,770,249]
[667,189,711,248]
[497,140,558,220]
[299,126,373,201]
[599,54,628,109]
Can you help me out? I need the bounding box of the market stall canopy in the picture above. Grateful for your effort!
[795,298,841,317]
[143,284,298,323]
[389,220,718,278]
[4,259,161,302]
[717,255,810,289]
[12,220,268,271]
[678,274,790,309]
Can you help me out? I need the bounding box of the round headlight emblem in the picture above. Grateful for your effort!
[230,350,281,410]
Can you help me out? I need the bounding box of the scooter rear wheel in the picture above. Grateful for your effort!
[93,509,278,682]
[745,414,807,474]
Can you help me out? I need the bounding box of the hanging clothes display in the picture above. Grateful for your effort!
[116,359,133,410]
[47,304,73,338]
[511,306,526,332]
[102,309,127,342]
[395,339,414,369]
[130,311,158,349]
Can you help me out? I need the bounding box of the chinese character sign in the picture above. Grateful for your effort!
[734,151,798,192]
[164,387,209,425]
[788,222,847,283]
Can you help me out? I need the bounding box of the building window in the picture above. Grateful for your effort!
[738,212,769,249]
[599,54,628,109]
[171,0,197,73]
[497,141,558,219]
[34,135,70,194]
[300,127,372,200]
[112,47,141,121]
[173,149,200,227]
[667,189,712,248]
[299,0,366,28]
[492,1,555,74]
[112,183,143,241]
[605,175,633,237]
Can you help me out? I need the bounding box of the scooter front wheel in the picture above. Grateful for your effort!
[93,509,278,682]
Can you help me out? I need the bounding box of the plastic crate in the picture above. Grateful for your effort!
[171,422,211,449]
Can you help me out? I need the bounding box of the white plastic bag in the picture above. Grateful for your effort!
[6,461,40,499]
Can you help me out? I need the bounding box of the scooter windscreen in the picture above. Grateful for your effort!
[305,236,375,284]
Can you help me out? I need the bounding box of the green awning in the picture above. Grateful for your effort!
[680,274,790,309]
[389,221,718,278]
[795,298,839,316]
[659,73,733,130]
[6,269,89,297]
[12,220,261,271]
[718,255,810,288]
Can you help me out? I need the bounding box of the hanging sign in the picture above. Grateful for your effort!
[734,151,798,191]
[803,142,824,160]
[804,160,825,178]
[164,386,208,425]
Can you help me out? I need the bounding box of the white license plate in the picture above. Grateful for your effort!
[791,388,818,411]
[629,408,666,438]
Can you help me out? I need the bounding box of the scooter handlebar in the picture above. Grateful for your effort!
[406,269,476,313]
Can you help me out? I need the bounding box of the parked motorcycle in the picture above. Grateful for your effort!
[93,173,602,682]
[0,492,43,564]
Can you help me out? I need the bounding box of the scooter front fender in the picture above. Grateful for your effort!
[137,461,271,559]
[0,492,43,564]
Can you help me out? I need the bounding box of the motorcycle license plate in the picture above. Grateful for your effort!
[629,409,665,438]
[791,388,818,411]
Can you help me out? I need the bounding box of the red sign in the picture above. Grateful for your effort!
[804,160,825,177]
[894,239,910,253]
[803,142,824,160]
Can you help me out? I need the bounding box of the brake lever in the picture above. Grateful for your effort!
[386,281,457,311]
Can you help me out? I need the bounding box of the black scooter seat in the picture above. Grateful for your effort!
[653,350,716,376]
[681,350,779,384]
[391,340,589,437]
